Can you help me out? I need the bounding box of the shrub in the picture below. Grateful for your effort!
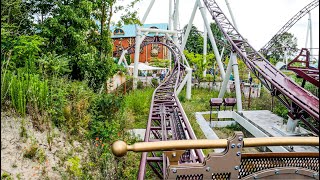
[1,172,13,180]
[151,78,159,87]
[137,80,144,89]
[89,93,123,141]
[63,81,94,137]
[66,156,83,177]
[37,52,71,78]
[23,142,39,159]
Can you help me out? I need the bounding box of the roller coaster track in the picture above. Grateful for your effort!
[124,38,205,179]
[112,1,320,179]
[202,0,319,134]
[260,0,319,54]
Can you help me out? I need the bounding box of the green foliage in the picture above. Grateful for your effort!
[149,58,170,68]
[9,69,28,116]
[66,156,83,177]
[77,53,118,91]
[37,52,71,78]
[273,101,288,119]
[208,22,228,54]
[184,50,215,82]
[19,118,28,139]
[37,147,47,164]
[47,78,69,127]
[23,142,39,159]
[7,69,49,117]
[38,0,95,55]
[90,94,123,123]
[137,80,144,89]
[1,172,13,180]
[1,66,13,106]
[266,32,298,61]
[63,81,94,137]
[11,35,45,70]
[0,0,157,179]
[123,88,154,128]
[183,25,204,54]
[151,78,159,87]
[1,0,33,35]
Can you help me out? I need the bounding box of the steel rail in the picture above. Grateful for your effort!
[123,39,204,179]
[112,137,319,157]
[260,0,319,54]
[202,0,319,133]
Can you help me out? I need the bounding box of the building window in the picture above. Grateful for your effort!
[114,29,125,35]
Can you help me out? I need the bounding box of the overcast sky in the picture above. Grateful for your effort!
[114,0,319,53]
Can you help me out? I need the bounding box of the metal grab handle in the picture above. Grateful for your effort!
[112,137,319,157]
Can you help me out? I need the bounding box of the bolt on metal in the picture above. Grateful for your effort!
[172,169,177,173]
[231,144,236,148]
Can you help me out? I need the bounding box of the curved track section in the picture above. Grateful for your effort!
[127,40,204,179]
[260,0,319,54]
[202,0,319,134]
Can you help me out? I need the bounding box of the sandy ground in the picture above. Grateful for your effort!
[1,112,84,179]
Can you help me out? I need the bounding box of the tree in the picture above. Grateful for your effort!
[1,0,34,61]
[91,0,142,59]
[38,0,96,56]
[265,32,298,61]
[208,22,230,56]
[184,50,215,83]
[183,25,204,54]
[27,0,55,24]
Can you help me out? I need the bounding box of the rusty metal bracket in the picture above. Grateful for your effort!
[165,131,244,179]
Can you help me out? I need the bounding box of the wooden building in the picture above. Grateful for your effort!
[110,23,169,63]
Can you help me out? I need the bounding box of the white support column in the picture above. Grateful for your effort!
[123,56,128,67]
[197,0,225,79]
[141,0,156,24]
[118,50,128,65]
[173,0,179,44]
[232,53,242,111]
[133,28,142,89]
[309,12,313,62]
[220,47,225,61]
[133,0,155,89]
[181,1,198,50]
[218,53,233,98]
[286,117,299,133]
[169,0,173,30]
[305,13,310,48]
[284,48,288,67]
[186,67,192,100]
[203,9,208,77]
[176,74,189,95]
[174,0,180,30]
[225,0,238,30]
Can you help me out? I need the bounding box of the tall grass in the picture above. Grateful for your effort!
[4,68,49,117]
[1,56,13,106]
[10,69,29,116]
